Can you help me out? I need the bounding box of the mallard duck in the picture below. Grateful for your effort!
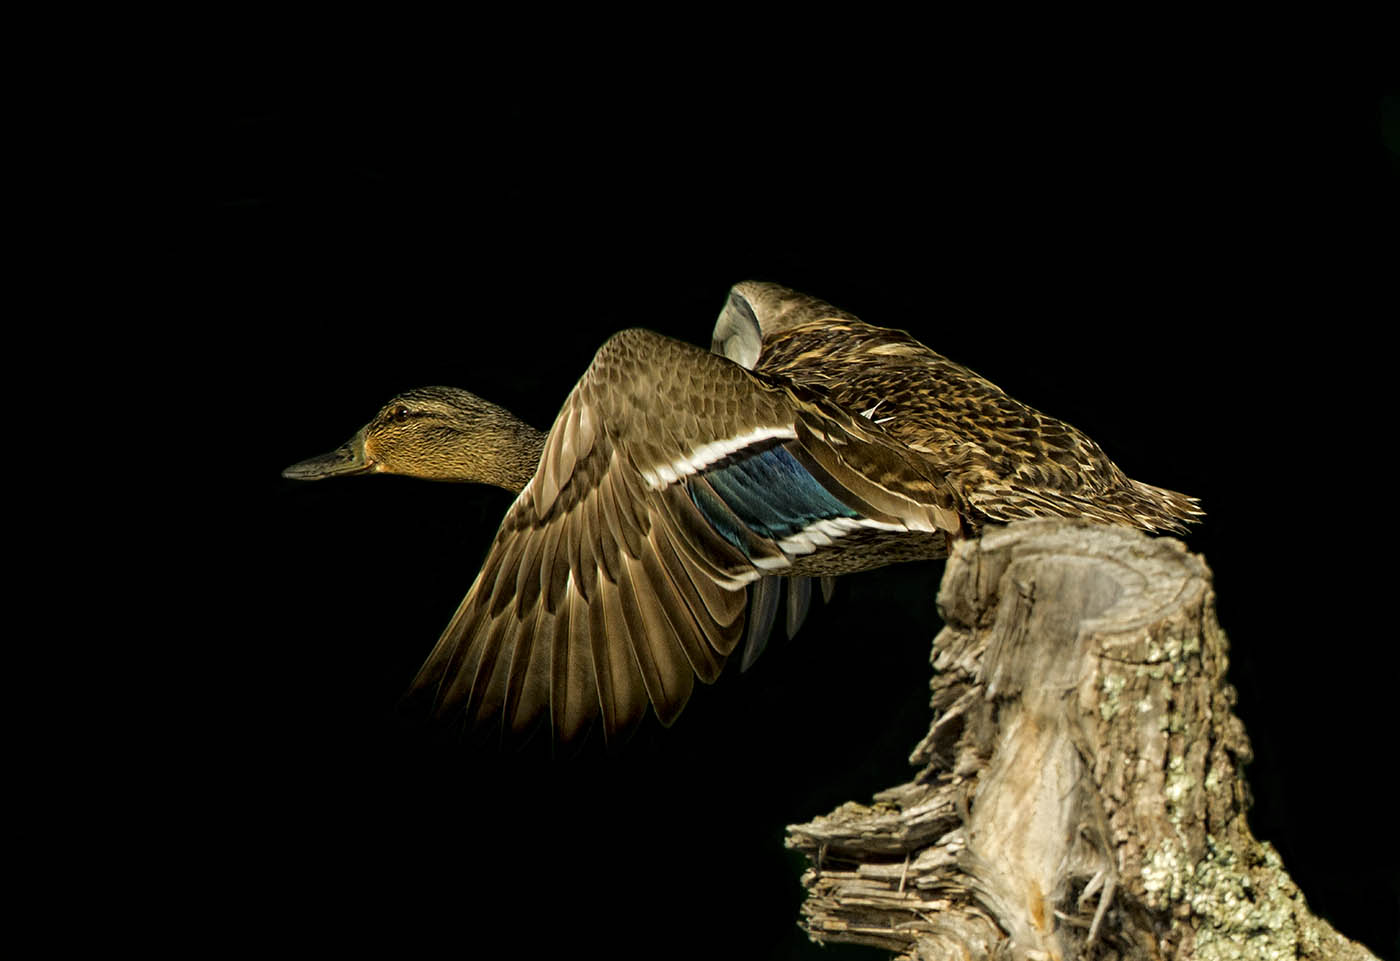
[284,282,1201,746]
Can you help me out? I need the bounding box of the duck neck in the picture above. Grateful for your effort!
[488,423,548,493]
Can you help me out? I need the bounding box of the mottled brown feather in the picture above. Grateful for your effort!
[409,328,960,744]
[400,284,1200,746]
[731,284,1202,535]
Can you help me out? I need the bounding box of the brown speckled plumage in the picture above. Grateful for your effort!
[718,281,1202,536]
[286,282,1201,747]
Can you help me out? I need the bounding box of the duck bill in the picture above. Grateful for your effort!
[282,428,376,480]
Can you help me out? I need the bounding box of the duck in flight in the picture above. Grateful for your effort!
[284,282,1201,747]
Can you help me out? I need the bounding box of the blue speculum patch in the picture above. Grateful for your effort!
[689,444,858,554]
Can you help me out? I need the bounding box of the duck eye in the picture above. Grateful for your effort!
[392,405,410,423]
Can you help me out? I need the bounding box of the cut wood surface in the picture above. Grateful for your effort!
[787,519,1378,960]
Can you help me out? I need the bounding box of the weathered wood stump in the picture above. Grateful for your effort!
[786,520,1376,960]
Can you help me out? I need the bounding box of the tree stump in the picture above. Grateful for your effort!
[786,520,1377,961]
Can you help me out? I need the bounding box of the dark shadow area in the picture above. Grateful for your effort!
[189,59,1396,958]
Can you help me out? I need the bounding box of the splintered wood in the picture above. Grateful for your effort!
[786,519,1377,961]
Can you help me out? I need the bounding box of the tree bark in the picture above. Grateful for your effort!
[786,519,1377,961]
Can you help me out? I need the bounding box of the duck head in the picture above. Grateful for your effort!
[282,386,547,492]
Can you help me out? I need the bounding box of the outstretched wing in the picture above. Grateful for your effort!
[407,328,962,747]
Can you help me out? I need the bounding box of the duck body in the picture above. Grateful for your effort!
[717,284,1200,535]
[285,282,1201,747]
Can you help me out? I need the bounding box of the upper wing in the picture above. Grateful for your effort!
[407,328,962,747]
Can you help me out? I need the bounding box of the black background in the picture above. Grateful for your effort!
[206,46,1397,959]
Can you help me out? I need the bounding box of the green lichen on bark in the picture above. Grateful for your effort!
[1187,835,1307,961]
[1098,673,1125,720]
[1140,837,1190,906]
